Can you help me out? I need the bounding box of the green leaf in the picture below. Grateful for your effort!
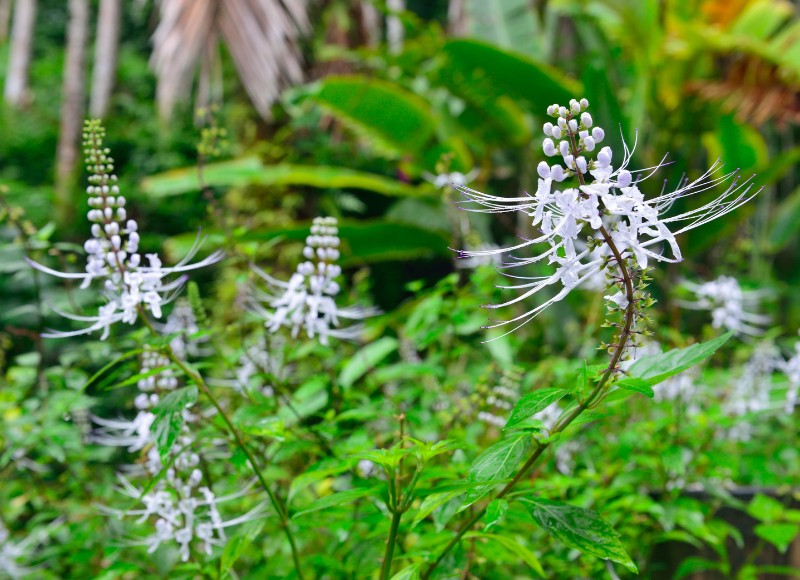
[754,523,799,553]
[460,432,530,510]
[440,39,581,116]
[151,386,198,461]
[390,564,421,580]
[221,521,266,573]
[288,459,355,503]
[141,157,433,198]
[339,337,398,388]
[292,486,380,518]
[411,490,463,529]
[503,388,568,431]
[770,184,800,250]
[520,498,638,574]
[747,494,786,523]
[615,377,655,398]
[165,220,451,266]
[307,76,436,156]
[628,333,732,386]
[464,532,544,576]
[483,499,509,532]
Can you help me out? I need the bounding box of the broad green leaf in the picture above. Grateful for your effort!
[628,333,732,386]
[463,0,547,59]
[615,377,655,398]
[165,220,451,266]
[339,337,398,388]
[520,498,637,573]
[460,432,530,510]
[308,76,436,156]
[754,523,799,553]
[141,157,433,198]
[411,490,463,529]
[747,494,786,523]
[464,532,544,576]
[503,388,568,431]
[151,386,198,461]
[292,486,380,518]
[674,556,723,579]
[440,39,581,116]
[483,499,509,531]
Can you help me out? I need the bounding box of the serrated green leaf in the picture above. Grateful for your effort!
[503,388,568,431]
[520,498,638,574]
[339,337,398,388]
[292,486,380,518]
[628,333,732,386]
[460,433,530,510]
[615,377,655,398]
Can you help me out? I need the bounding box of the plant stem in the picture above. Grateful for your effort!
[421,118,637,579]
[138,310,305,579]
[380,508,403,580]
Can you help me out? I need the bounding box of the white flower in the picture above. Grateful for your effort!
[250,217,379,345]
[680,276,771,336]
[781,340,800,413]
[27,121,223,340]
[0,519,62,579]
[456,98,758,336]
[423,168,480,189]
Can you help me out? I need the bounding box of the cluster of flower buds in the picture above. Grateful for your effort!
[540,98,607,182]
[477,367,522,428]
[251,217,379,345]
[680,276,771,336]
[456,98,758,337]
[27,120,223,340]
[161,299,205,360]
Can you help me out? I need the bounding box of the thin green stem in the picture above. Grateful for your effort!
[421,116,637,579]
[138,310,305,579]
[380,507,403,580]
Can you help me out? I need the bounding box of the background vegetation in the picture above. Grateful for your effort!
[1,0,799,578]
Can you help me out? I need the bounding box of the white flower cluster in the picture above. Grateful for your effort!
[161,299,205,360]
[681,276,771,336]
[782,340,800,413]
[92,340,256,562]
[234,335,284,397]
[457,98,757,334]
[251,217,378,345]
[725,342,783,440]
[27,121,223,340]
[477,367,522,428]
[0,519,61,579]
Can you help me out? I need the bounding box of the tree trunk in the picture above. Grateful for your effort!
[89,0,121,118]
[0,0,12,43]
[386,0,404,54]
[55,0,90,226]
[447,0,466,36]
[4,0,36,106]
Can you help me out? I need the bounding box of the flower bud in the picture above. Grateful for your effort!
[543,122,553,136]
[537,161,551,178]
[583,136,596,152]
[580,98,589,109]
[568,119,578,134]
[592,127,605,143]
[580,112,592,128]
[303,246,315,259]
[550,165,565,182]
[543,138,556,156]
[617,170,632,188]
[547,104,557,116]
[576,156,587,174]
[597,147,612,168]
[571,100,581,114]
[558,106,567,118]
[552,125,563,139]
[563,155,575,169]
